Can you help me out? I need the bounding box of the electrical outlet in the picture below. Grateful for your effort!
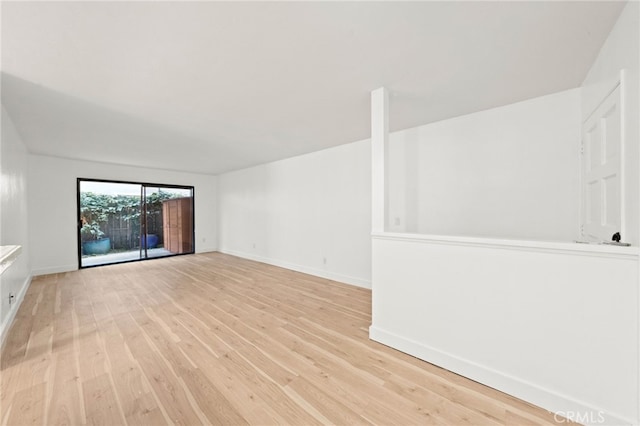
[202,237,206,243]
[323,257,327,265]
[8,292,15,305]
[253,243,256,249]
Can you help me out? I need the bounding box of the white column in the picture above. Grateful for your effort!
[371,87,389,233]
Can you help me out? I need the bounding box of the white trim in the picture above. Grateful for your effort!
[369,326,633,426]
[619,69,627,242]
[32,264,78,276]
[372,231,639,259]
[636,65,640,426]
[218,248,371,289]
[0,274,32,350]
[578,119,585,240]
[195,245,218,254]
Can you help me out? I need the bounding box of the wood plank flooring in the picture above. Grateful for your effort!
[1,252,566,425]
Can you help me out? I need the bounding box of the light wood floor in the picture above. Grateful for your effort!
[1,252,566,425]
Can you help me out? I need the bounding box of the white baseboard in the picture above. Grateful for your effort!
[0,274,32,349]
[219,248,371,289]
[32,264,77,276]
[196,246,218,254]
[369,326,633,426]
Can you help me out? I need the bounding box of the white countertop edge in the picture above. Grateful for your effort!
[0,245,22,275]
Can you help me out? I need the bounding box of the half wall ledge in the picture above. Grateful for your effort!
[371,232,639,259]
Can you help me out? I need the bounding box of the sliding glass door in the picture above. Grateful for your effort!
[78,179,194,268]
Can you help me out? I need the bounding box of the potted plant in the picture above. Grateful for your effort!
[141,233,159,249]
[81,220,111,255]
[80,192,113,256]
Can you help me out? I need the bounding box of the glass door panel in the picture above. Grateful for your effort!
[142,186,194,259]
[78,179,195,268]
[79,180,142,267]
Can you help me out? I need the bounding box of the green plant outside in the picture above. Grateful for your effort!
[80,190,183,246]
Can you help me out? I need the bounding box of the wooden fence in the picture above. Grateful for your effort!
[100,205,164,250]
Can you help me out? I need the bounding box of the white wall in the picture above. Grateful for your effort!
[371,235,639,425]
[218,140,371,288]
[1,106,32,345]
[581,0,639,246]
[387,88,581,242]
[28,155,218,275]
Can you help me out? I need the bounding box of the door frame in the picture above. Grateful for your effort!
[579,69,626,243]
[76,177,196,269]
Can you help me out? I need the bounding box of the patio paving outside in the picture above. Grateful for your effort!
[82,247,173,267]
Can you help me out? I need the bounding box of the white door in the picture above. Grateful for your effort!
[581,84,623,242]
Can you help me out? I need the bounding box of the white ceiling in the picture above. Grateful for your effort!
[1,1,626,175]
